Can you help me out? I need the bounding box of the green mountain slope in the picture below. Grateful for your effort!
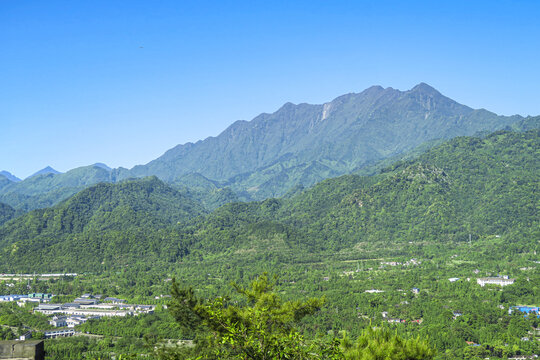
[170,173,242,210]
[0,202,17,226]
[2,129,536,273]
[0,164,116,211]
[126,84,527,196]
[0,177,206,271]
[0,171,21,183]
[0,175,13,192]
[314,129,538,246]
[181,129,538,257]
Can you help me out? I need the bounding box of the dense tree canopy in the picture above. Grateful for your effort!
[165,274,436,360]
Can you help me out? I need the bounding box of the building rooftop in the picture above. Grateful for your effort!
[36,304,62,310]
[62,303,81,308]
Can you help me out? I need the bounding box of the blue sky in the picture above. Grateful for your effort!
[1,0,539,179]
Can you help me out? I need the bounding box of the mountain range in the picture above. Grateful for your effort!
[128,83,516,181]
[1,83,538,211]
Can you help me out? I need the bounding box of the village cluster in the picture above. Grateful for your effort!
[0,292,155,339]
[343,263,537,328]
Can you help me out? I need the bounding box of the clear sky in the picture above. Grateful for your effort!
[1,0,539,179]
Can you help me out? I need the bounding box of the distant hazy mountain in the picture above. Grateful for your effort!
[0,171,21,183]
[0,162,239,212]
[507,116,540,132]
[28,166,62,178]
[0,164,115,211]
[0,175,13,192]
[124,83,529,198]
[0,176,206,271]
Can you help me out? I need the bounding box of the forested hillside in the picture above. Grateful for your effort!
[0,129,537,273]
[0,202,16,226]
[174,129,537,260]
[0,177,205,271]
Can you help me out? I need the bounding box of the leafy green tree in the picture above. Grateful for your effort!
[167,273,328,359]
[339,328,436,360]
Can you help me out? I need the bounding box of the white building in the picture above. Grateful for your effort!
[44,329,75,339]
[50,316,68,327]
[66,315,99,327]
[36,307,133,317]
[17,297,41,307]
[477,277,515,287]
[19,331,32,340]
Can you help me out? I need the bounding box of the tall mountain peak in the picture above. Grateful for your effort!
[410,82,441,96]
[363,85,385,93]
[123,83,523,191]
[93,163,112,171]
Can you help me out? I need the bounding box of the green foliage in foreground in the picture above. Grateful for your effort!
[163,274,435,360]
[340,328,436,360]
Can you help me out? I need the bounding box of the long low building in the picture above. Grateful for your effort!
[0,295,26,302]
[477,277,515,287]
[44,329,75,339]
[35,306,133,317]
[35,303,154,317]
[0,293,53,303]
[49,315,100,327]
